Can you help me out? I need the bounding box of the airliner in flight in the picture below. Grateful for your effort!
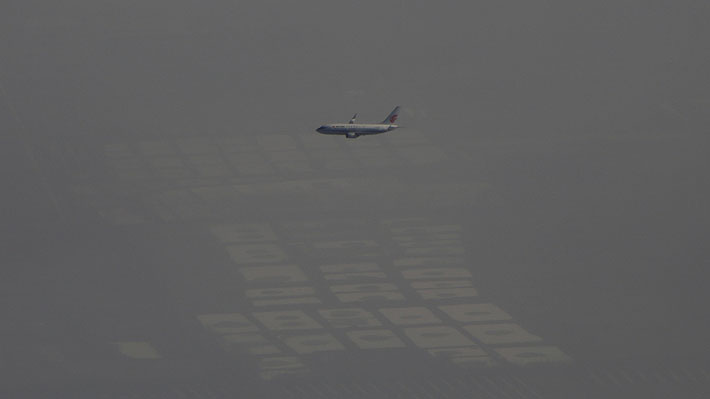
[316,106,400,139]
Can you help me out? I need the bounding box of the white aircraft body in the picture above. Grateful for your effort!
[316,106,400,139]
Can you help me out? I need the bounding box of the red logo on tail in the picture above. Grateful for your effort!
[389,114,398,123]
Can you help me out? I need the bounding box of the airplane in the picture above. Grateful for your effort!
[316,106,401,139]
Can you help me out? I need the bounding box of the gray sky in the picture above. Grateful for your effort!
[2,1,709,398]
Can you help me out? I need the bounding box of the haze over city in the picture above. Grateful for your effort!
[2,1,709,398]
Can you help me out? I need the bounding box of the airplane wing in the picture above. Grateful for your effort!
[349,113,357,124]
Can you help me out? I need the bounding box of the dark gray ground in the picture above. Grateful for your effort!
[2,1,710,398]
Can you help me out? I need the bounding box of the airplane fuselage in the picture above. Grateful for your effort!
[316,123,398,138]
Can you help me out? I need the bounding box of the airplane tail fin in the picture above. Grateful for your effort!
[381,106,401,124]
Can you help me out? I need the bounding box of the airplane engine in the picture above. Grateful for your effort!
[345,132,359,139]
